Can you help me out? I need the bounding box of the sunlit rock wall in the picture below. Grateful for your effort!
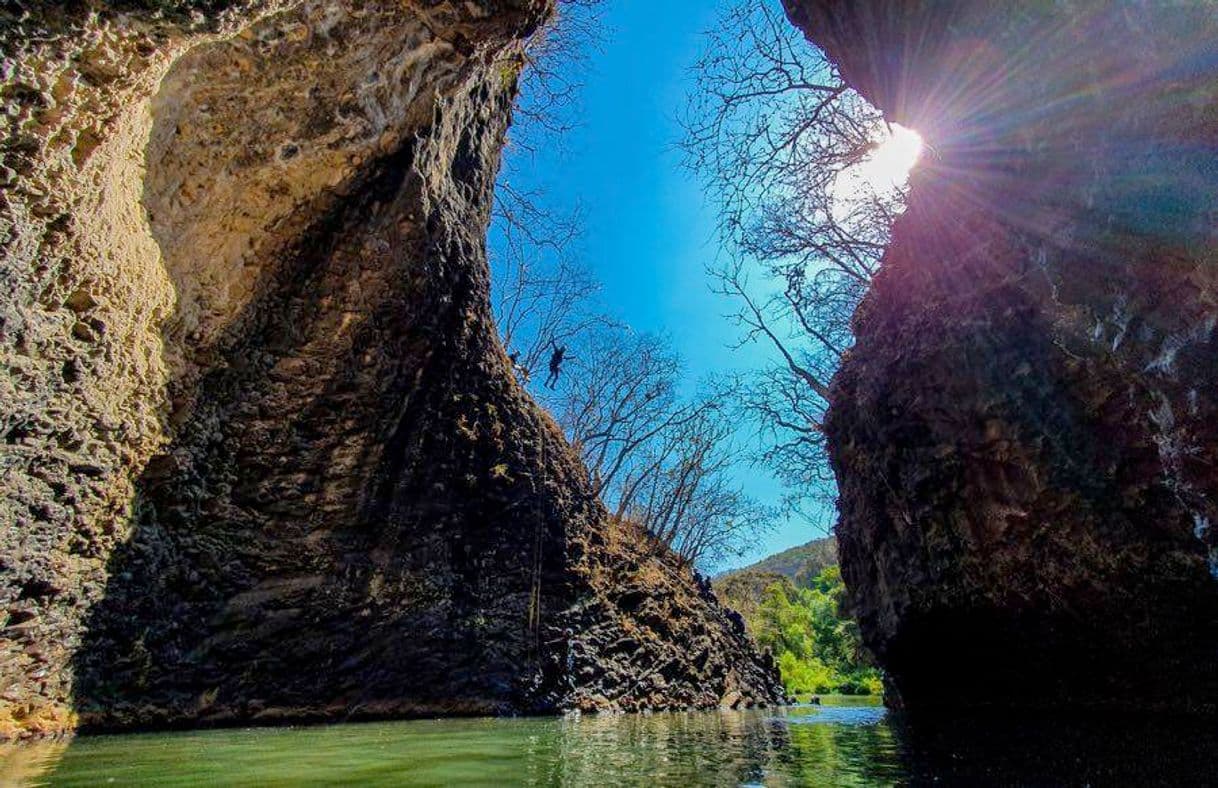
[785,0,1218,711]
[0,1,781,739]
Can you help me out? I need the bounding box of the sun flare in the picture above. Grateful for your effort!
[831,124,923,207]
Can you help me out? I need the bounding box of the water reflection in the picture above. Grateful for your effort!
[548,703,896,786]
[4,699,1216,786]
[892,709,1218,785]
[0,741,67,787]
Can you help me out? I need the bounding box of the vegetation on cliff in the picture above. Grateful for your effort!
[753,567,881,696]
[716,539,881,696]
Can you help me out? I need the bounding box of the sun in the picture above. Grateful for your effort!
[830,124,923,208]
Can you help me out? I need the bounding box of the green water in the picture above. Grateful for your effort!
[4,698,1215,786]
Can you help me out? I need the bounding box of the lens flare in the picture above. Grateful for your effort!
[831,124,923,207]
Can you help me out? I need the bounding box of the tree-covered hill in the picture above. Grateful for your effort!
[715,538,882,696]
[717,537,838,587]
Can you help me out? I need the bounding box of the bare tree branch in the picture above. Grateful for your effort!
[487,0,780,569]
[682,0,909,517]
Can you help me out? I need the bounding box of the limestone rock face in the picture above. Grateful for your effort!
[0,1,781,738]
[785,0,1218,711]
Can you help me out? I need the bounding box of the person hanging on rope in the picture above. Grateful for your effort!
[545,342,570,389]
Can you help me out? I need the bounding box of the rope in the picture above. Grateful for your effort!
[526,406,546,665]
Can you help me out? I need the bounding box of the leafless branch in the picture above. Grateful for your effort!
[682,0,908,517]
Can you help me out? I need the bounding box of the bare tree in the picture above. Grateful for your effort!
[489,0,610,380]
[619,402,773,568]
[511,0,607,152]
[488,0,775,568]
[682,0,907,517]
[555,331,687,499]
[490,189,614,380]
[551,329,773,568]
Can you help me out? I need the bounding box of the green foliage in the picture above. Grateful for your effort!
[749,566,883,696]
[715,543,881,695]
[713,570,785,624]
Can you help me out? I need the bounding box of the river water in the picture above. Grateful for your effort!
[3,697,1215,785]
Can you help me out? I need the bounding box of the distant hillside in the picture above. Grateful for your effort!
[712,536,882,696]
[713,537,837,623]
[718,537,837,586]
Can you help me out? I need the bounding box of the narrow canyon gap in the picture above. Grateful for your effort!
[0,1,781,739]
[8,0,1218,741]
[786,0,1218,711]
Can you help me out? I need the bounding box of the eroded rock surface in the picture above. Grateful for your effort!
[0,1,780,739]
[786,0,1218,711]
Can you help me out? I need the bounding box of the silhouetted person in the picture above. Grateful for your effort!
[546,343,568,389]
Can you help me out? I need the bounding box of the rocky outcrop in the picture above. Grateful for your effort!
[0,1,780,739]
[785,0,1218,711]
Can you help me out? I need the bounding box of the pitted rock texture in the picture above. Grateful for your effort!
[786,0,1218,712]
[0,1,781,739]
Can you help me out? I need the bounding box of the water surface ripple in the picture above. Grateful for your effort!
[4,697,1214,785]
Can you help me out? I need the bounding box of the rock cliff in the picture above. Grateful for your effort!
[785,0,1218,711]
[0,1,781,739]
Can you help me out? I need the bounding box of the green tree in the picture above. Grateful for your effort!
[750,567,882,696]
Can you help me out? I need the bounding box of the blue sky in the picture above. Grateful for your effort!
[501,0,835,569]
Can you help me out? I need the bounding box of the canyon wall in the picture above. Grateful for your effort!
[0,1,781,739]
[786,0,1218,711]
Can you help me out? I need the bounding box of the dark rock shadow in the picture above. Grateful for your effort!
[891,709,1218,785]
[71,30,581,731]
